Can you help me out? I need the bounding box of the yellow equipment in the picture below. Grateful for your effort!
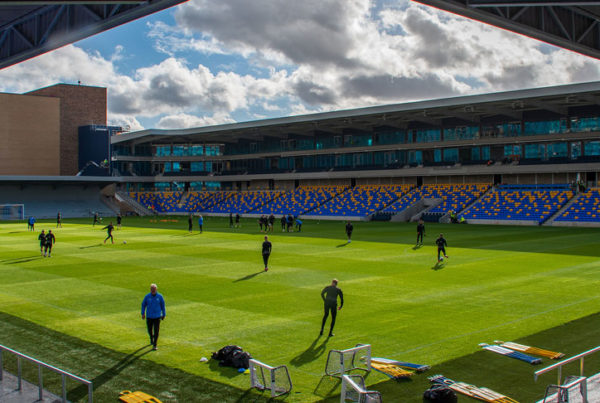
[119,390,163,403]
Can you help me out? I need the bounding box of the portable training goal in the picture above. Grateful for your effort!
[249,358,292,397]
[0,204,24,220]
[325,344,371,377]
[340,374,382,403]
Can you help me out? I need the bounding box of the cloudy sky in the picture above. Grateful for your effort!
[0,0,599,131]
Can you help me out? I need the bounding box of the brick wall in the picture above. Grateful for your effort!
[28,84,106,175]
[0,93,61,175]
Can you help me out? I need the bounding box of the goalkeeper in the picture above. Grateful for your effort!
[320,279,343,337]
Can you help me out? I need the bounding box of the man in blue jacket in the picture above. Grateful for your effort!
[141,283,166,350]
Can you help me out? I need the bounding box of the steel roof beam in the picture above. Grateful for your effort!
[0,0,186,70]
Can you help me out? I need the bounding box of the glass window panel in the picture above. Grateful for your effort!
[572,117,600,132]
[443,148,458,162]
[191,162,204,172]
[585,141,600,156]
[414,128,441,143]
[571,142,581,159]
[434,149,442,162]
[547,142,567,158]
[524,120,567,135]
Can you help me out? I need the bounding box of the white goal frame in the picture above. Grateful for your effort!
[249,358,292,397]
[0,204,24,220]
[325,344,371,377]
[340,374,382,403]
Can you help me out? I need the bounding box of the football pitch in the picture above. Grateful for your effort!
[1,217,600,402]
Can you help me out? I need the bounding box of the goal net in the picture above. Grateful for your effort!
[341,374,382,403]
[249,359,292,397]
[0,204,24,220]
[325,344,371,377]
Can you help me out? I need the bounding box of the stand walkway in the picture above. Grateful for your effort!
[0,370,61,403]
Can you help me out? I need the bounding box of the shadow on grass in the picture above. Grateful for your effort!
[412,244,423,250]
[79,244,102,249]
[336,243,348,248]
[6,256,42,264]
[290,336,329,367]
[207,358,246,379]
[314,375,341,398]
[233,271,265,283]
[68,345,152,401]
[431,262,445,271]
[1,255,40,263]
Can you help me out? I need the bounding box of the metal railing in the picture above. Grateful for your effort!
[534,345,600,400]
[0,344,93,403]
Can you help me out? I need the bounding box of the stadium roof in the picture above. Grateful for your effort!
[0,0,187,70]
[112,81,600,145]
[416,0,600,59]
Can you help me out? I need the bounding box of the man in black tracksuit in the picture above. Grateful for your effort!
[320,279,343,337]
[436,233,448,262]
[262,235,272,271]
[103,222,115,244]
[38,230,46,255]
[416,219,425,245]
[44,230,55,257]
[345,221,353,243]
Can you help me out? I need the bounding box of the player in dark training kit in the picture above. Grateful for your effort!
[93,212,100,226]
[436,233,448,262]
[103,222,115,244]
[56,212,62,228]
[416,219,425,245]
[345,221,353,243]
[44,230,55,257]
[38,230,46,255]
[320,279,344,337]
[262,235,272,271]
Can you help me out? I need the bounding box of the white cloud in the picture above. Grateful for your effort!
[1,0,599,132]
[157,112,234,128]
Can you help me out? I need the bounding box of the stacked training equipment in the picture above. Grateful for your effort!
[479,343,542,365]
[493,341,564,359]
[429,375,519,403]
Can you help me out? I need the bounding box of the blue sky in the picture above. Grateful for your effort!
[0,0,599,131]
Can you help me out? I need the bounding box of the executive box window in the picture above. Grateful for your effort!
[414,128,441,143]
[443,148,459,162]
[584,141,600,156]
[523,120,567,136]
[444,126,479,141]
[571,117,600,132]
[524,144,545,159]
[547,142,567,158]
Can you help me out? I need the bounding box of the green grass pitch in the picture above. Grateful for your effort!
[1,217,600,402]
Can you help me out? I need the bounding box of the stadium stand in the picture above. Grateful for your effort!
[253,186,348,216]
[0,184,114,219]
[380,184,450,214]
[309,184,411,217]
[462,184,574,224]
[428,184,491,214]
[555,188,600,223]
[203,191,284,214]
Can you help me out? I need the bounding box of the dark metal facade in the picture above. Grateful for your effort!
[0,0,186,70]
[416,0,600,59]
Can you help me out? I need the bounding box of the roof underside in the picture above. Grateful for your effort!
[112,81,600,146]
[0,0,186,70]
[416,0,600,59]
